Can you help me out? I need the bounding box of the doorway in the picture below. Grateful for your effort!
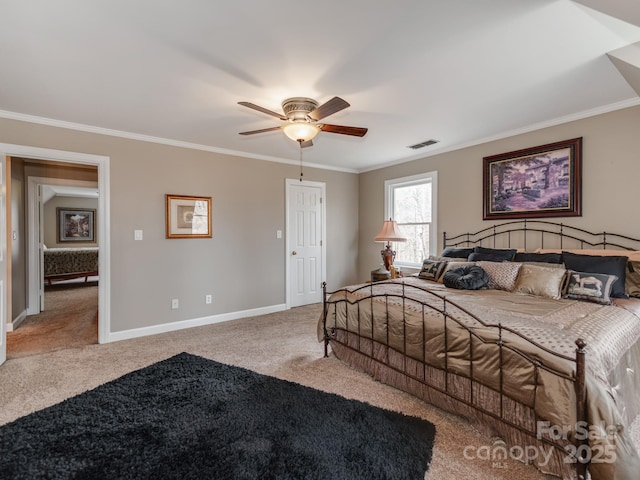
[0,143,110,368]
[8,160,100,358]
[26,177,99,316]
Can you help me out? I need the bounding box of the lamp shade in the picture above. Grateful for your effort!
[374,219,406,243]
[283,122,320,142]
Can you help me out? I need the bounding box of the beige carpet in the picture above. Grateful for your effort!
[0,303,560,479]
[7,282,98,359]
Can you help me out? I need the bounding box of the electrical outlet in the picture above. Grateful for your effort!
[171,298,179,309]
[205,295,212,304]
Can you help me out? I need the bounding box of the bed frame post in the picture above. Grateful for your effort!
[322,282,329,358]
[574,338,588,480]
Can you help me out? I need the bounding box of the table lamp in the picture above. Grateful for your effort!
[374,218,406,274]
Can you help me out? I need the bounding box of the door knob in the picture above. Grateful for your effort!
[292,251,297,255]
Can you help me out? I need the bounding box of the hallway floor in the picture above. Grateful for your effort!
[7,281,98,359]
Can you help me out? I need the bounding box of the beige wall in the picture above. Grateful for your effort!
[6,104,637,336]
[0,117,359,335]
[359,105,640,280]
[43,196,99,248]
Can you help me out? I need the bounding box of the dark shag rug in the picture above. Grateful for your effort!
[0,353,435,480]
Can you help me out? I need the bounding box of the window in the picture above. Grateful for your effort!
[384,171,437,267]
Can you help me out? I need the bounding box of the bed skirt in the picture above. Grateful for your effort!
[330,332,577,479]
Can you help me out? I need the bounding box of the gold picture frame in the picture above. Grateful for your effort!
[165,194,212,239]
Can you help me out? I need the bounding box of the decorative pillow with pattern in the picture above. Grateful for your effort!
[564,270,618,305]
[513,264,567,299]
[476,261,522,291]
[418,259,447,282]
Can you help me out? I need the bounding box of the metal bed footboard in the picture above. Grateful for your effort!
[322,280,589,479]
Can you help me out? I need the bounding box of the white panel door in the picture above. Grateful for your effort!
[288,181,324,307]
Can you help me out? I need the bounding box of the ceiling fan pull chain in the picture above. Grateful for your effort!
[299,141,304,182]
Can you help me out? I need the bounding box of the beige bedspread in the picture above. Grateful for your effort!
[320,277,640,480]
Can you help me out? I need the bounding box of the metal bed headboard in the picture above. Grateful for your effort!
[443,220,640,252]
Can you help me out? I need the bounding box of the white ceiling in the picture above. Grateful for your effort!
[1,0,639,173]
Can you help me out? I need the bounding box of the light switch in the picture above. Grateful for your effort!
[134,230,143,241]
[276,230,282,239]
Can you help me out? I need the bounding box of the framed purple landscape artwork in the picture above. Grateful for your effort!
[483,137,582,220]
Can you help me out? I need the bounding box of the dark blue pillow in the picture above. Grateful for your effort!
[472,246,517,262]
[562,252,628,299]
[514,252,563,264]
[468,252,513,262]
[440,247,474,259]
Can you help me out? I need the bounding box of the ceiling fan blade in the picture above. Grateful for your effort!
[239,126,282,135]
[308,96,350,121]
[238,101,287,121]
[320,124,368,137]
[300,140,313,148]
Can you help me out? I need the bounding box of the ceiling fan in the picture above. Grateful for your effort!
[238,96,368,147]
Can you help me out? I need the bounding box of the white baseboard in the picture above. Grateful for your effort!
[7,309,28,332]
[106,303,288,343]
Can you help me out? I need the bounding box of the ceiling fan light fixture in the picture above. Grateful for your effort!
[282,122,320,142]
[239,96,366,142]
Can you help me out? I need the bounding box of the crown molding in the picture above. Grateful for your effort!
[0,109,359,174]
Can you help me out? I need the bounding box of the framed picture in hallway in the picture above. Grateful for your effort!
[58,208,96,242]
[483,137,582,220]
[165,194,212,239]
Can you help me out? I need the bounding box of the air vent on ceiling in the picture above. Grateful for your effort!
[407,139,439,150]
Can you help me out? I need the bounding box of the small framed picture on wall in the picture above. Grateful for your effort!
[58,208,96,242]
[165,194,212,239]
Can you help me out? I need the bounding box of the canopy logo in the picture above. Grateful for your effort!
[463,421,619,470]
